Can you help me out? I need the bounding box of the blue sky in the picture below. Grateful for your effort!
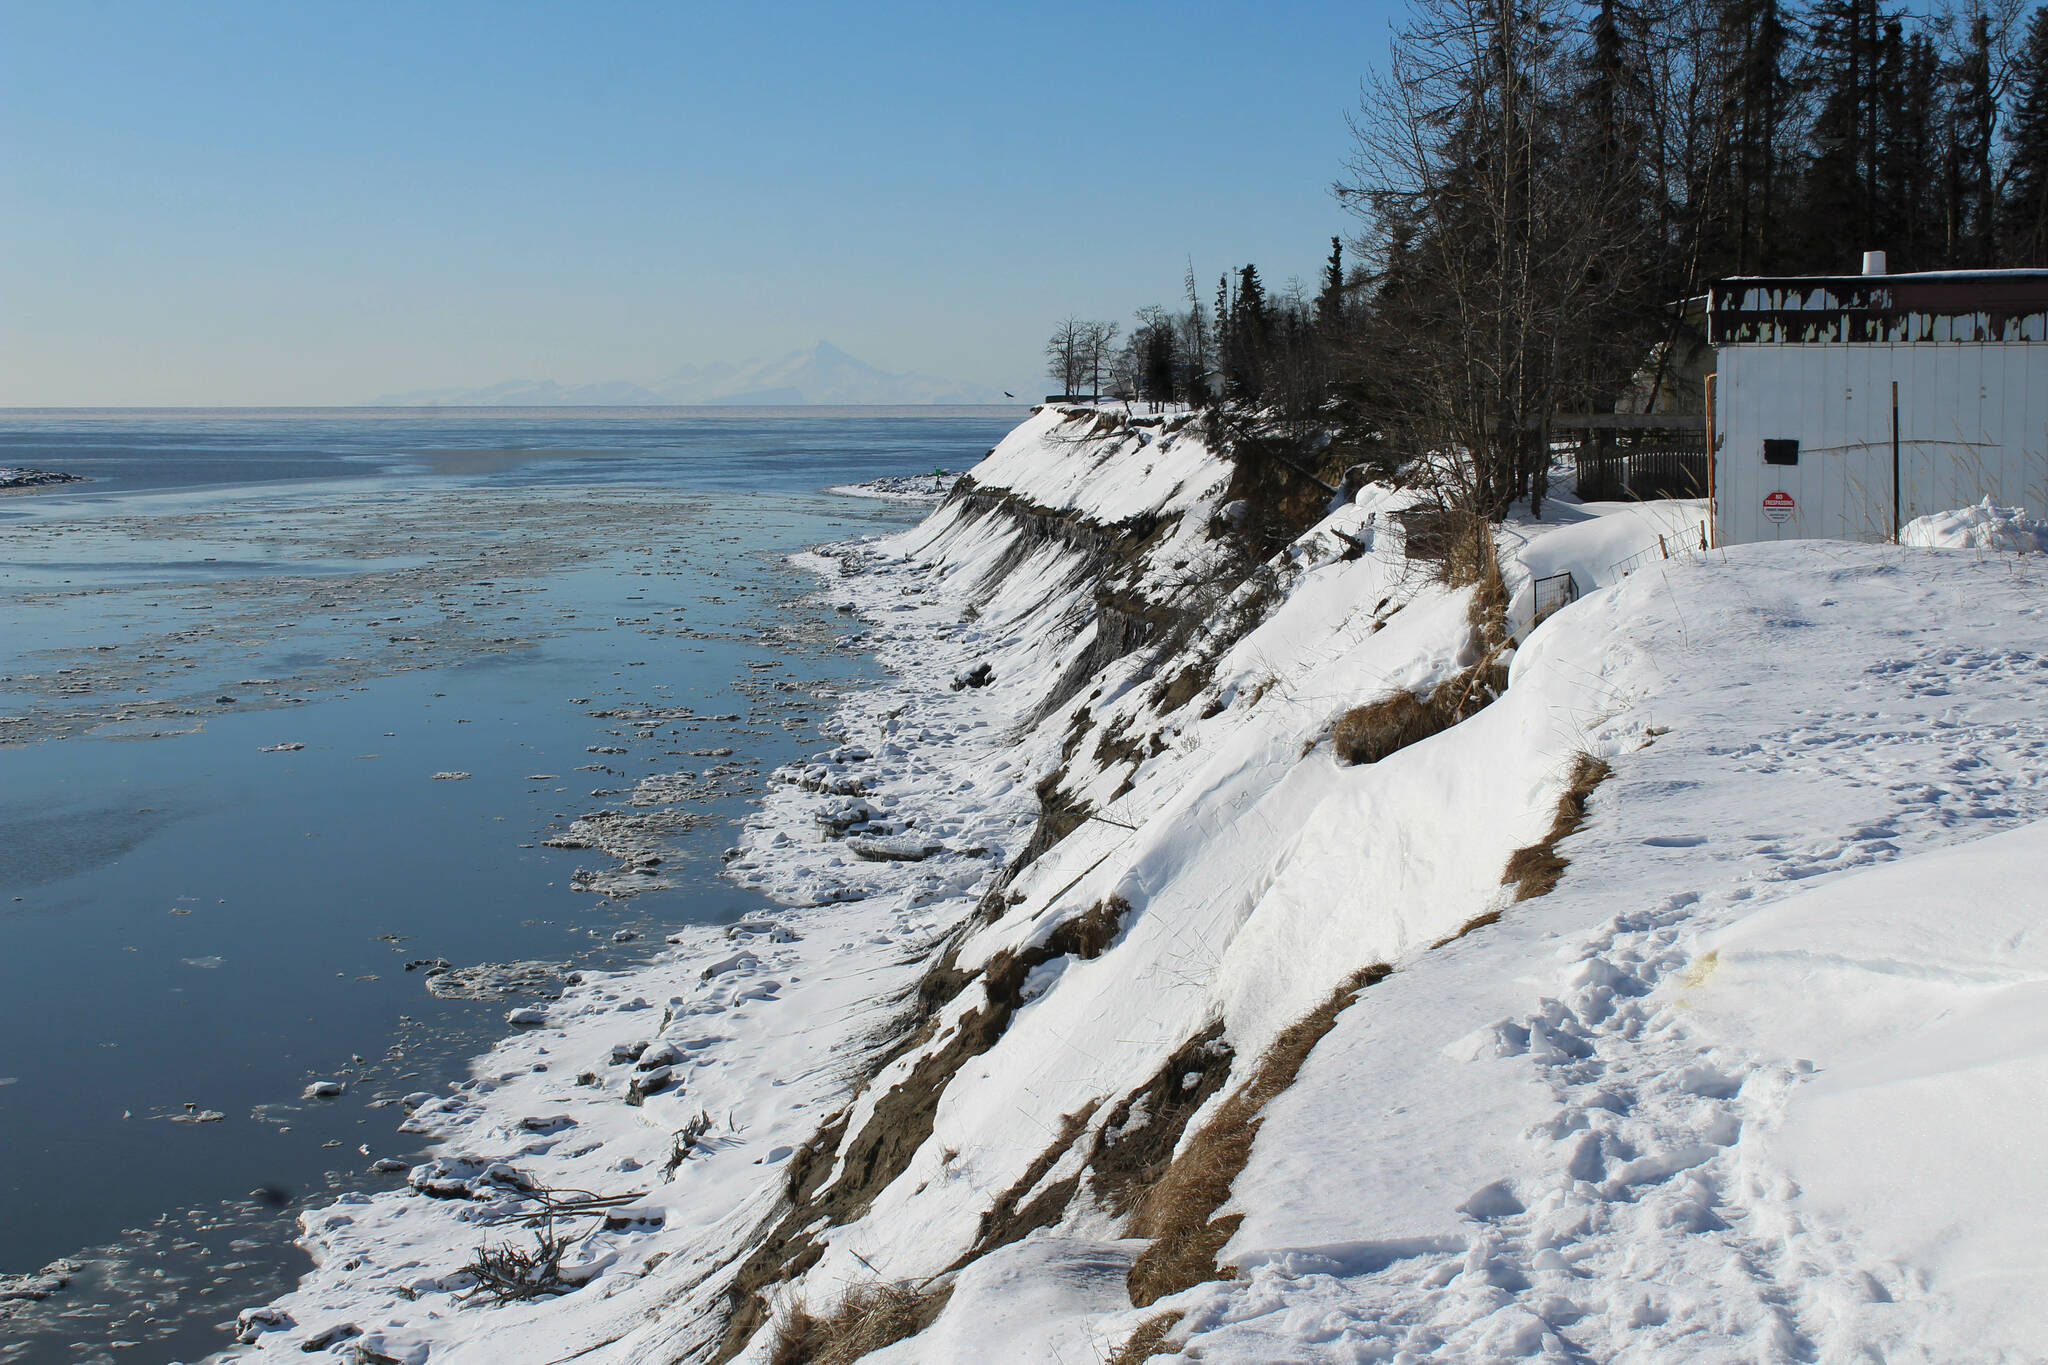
[1,1,1401,405]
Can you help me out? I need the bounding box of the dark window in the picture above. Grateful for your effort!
[1763,439,1800,466]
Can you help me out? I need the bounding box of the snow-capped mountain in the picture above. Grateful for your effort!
[370,342,1011,406]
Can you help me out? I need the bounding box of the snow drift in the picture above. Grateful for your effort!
[1902,496,2048,552]
[235,405,2048,1364]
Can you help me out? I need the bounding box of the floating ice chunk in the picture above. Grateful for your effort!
[407,1156,534,1199]
[233,1306,294,1343]
[846,836,942,862]
[517,1114,576,1132]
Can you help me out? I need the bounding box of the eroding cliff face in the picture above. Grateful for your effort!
[700,408,1539,1359]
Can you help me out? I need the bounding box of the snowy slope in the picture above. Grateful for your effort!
[232,407,2048,1365]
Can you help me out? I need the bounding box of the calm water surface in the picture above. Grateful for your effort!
[0,407,1022,1364]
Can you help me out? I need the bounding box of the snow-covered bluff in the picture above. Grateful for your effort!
[236,406,2048,1363]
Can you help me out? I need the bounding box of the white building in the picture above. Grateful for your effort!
[1709,262,2048,546]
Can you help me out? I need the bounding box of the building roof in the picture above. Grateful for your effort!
[1708,270,2048,345]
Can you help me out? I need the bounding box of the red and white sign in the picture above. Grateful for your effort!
[1762,490,1796,524]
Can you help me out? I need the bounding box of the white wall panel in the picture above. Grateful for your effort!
[1715,342,2048,545]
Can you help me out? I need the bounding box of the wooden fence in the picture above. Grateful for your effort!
[1571,429,1709,502]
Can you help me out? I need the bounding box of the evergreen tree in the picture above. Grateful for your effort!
[1875,16,1911,251]
[1569,0,1657,409]
[1901,32,1944,266]
[1212,272,1233,401]
[2002,5,2048,262]
[1717,0,1795,273]
[1226,265,1272,401]
[1949,9,1999,265]
[1317,237,1347,329]
[1130,305,1179,407]
[1804,0,1886,269]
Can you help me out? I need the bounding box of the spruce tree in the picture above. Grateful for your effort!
[1950,10,1999,265]
[1803,0,1886,270]
[1317,238,1346,330]
[2003,5,2048,263]
[1708,0,1794,274]
[1226,265,1272,401]
[1213,273,1233,405]
[1901,33,1943,266]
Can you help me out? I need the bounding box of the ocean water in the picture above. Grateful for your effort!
[0,405,1017,499]
[0,407,1022,1364]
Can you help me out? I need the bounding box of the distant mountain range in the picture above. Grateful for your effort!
[370,342,1014,407]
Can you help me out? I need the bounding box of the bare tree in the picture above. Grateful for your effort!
[1045,316,1089,399]
[1340,0,1655,522]
[1083,320,1121,399]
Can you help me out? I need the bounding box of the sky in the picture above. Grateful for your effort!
[0,1,1403,406]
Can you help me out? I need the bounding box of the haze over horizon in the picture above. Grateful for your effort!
[365,339,1017,408]
[1,1,1396,407]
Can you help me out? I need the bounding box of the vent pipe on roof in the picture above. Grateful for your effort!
[1862,250,1888,275]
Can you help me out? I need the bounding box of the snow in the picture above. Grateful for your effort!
[824,472,963,502]
[1177,541,2048,1363]
[1902,496,2048,552]
[1689,819,2048,1352]
[966,405,1225,520]
[1499,495,1709,627]
[230,406,2048,1364]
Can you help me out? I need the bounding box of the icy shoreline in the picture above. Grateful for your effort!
[0,477,926,1364]
[823,471,961,502]
[223,508,1046,1361]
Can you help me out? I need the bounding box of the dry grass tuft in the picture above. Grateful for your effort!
[1396,507,1495,587]
[1467,554,1509,644]
[1126,1216,1241,1310]
[1330,646,1506,767]
[1058,896,1130,960]
[960,1102,1100,1263]
[1501,753,1613,901]
[1108,1311,1185,1363]
[1331,690,1441,765]
[1090,1024,1235,1217]
[1125,965,1390,1306]
[768,1279,951,1365]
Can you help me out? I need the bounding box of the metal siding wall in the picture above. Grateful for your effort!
[2001,345,2048,512]
[1714,340,2048,544]
[1902,347,1939,525]
[1764,345,1797,541]
[2007,345,2026,508]
[2023,346,2048,512]
[1841,344,1884,539]
[1716,348,1749,544]
[1816,346,1842,540]
[1895,347,1918,524]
